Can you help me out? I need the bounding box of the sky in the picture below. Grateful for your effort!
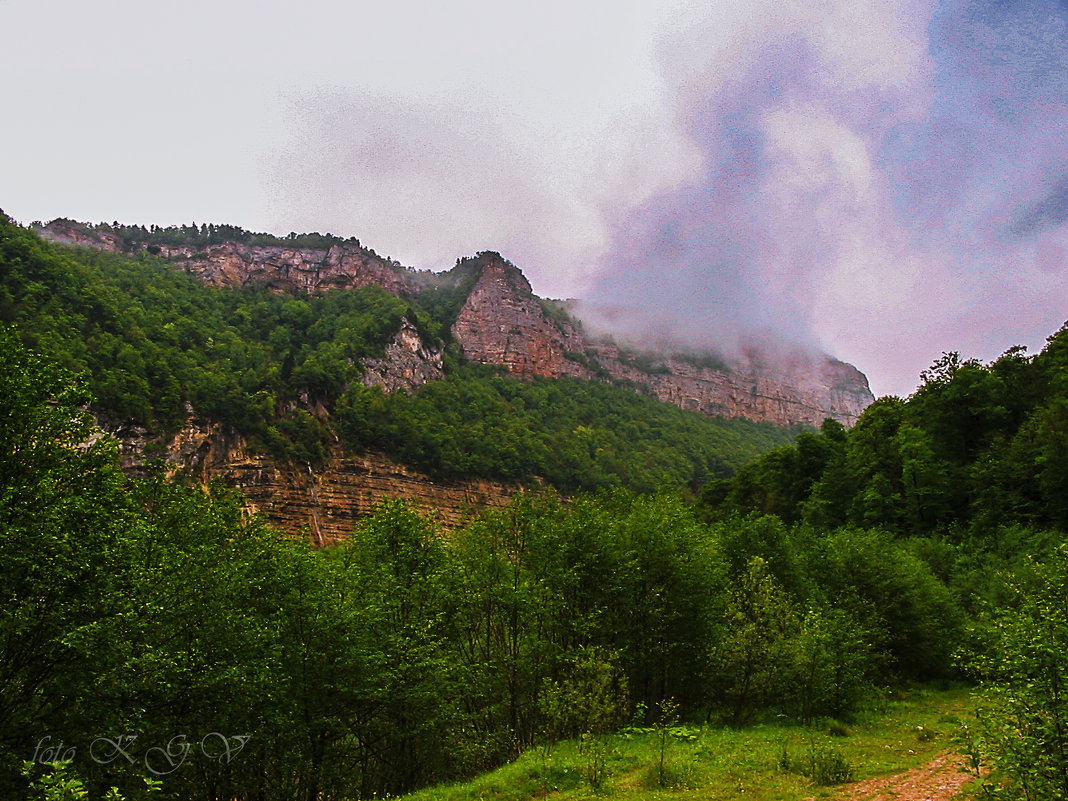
[2,0,1068,398]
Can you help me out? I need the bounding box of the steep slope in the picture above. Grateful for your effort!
[109,414,515,544]
[451,254,591,379]
[37,217,417,295]
[0,216,792,538]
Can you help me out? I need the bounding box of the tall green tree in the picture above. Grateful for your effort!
[0,326,134,794]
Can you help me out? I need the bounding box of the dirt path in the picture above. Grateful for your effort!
[817,751,976,801]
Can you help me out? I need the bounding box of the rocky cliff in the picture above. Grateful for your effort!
[449,252,873,426]
[451,256,591,380]
[108,414,517,543]
[37,219,872,426]
[37,218,418,296]
[361,317,445,392]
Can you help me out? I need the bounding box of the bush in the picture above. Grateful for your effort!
[778,740,855,786]
[969,546,1068,800]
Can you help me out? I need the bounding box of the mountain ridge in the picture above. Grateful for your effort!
[35,218,874,428]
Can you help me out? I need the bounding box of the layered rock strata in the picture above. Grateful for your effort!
[37,219,873,426]
[36,219,417,295]
[108,416,517,544]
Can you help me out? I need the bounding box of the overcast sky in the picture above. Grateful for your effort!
[3,0,1068,397]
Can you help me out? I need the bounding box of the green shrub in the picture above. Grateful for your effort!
[969,546,1068,800]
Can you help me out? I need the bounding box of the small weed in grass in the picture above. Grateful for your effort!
[639,759,698,790]
[532,764,583,794]
[914,725,939,742]
[827,722,850,738]
[670,725,700,743]
[579,733,609,789]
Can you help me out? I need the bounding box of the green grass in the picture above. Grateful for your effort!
[399,685,976,801]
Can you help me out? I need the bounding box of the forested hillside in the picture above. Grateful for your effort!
[0,325,949,800]
[0,212,794,495]
[5,318,1068,801]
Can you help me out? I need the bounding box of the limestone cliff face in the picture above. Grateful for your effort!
[38,218,875,535]
[590,344,873,427]
[449,254,874,426]
[157,242,416,296]
[451,256,592,380]
[38,219,874,425]
[362,317,445,392]
[109,415,517,544]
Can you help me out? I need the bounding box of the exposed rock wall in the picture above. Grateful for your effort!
[39,218,874,425]
[158,242,417,296]
[109,416,517,543]
[451,257,593,380]
[39,217,875,535]
[362,317,445,392]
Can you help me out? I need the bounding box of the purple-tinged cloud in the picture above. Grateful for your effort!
[1009,176,1068,237]
[580,0,1068,397]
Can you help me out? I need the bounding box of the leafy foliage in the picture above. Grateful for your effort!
[697,324,1068,795]
[968,546,1068,800]
[2,214,417,462]
[62,218,383,257]
[8,210,1068,800]
[339,372,788,492]
[0,334,904,798]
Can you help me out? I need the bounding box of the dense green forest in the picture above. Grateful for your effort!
[5,322,1068,801]
[699,337,1068,536]
[0,214,793,491]
[3,212,1068,800]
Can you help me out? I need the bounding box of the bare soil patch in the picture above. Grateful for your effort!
[817,750,975,801]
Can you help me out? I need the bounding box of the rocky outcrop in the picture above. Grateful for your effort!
[451,255,592,380]
[157,242,416,296]
[108,415,518,543]
[362,318,445,392]
[37,218,874,427]
[449,254,874,426]
[589,342,872,427]
[34,219,124,250]
[35,218,876,539]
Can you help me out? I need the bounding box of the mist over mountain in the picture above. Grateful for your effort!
[553,0,1068,395]
[7,1,1068,398]
[6,3,1068,799]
